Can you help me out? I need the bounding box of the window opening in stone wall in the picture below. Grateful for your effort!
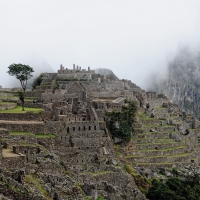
[94,126,96,130]
[67,127,69,133]
[89,126,91,130]
[73,127,75,131]
[78,127,80,131]
[83,126,86,130]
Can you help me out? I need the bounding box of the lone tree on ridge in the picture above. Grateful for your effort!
[7,64,34,111]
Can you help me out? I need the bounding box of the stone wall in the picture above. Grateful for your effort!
[41,111,53,120]
[101,81,124,90]
[147,92,170,108]
[0,113,42,121]
[0,103,17,110]
[95,109,105,121]
[91,91,120,99]
[37,137,58,150]
[0,123,47,134]
[60,151,99,167]
[10,135,37,144]
[64,121,99,133]
[17,102,43,108]
[13,145,38,164]
[71,136,109,147]
[42,93,64,103]
[107,103,122,111]
[99,121,106,130]
[2,156,26,170]
[25,91,44,97]
[0,128,10,136]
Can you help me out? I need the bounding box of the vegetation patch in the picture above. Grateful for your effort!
[97,196,105,200]
[25,174,52,200]
[10,131,33,136]
[81,171,112,176]
[162,146,186,152]
[32,74,43,90]
[147,174,200,200]
[124,154,141,158]
[0,102,16,105]
[106,100,137,141]
[168,153,190,158]
[0,106,42,113]
[124,164,150,194]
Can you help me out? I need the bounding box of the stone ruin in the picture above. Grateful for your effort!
[0,64,199,199]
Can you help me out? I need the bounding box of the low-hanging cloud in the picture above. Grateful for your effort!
[0,0,200,89]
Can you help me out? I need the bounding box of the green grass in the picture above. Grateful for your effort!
[0,106,42,114]
[81,171,112,176]
[124,164,138,176]
[114,145,123,149]
[135,141,178,146]
[141,118,157,121]
[137,113,148,117]
[146,155,164,158]
[97,196,105,200]
[24,99,35,102]
[0,102,16,105]
[124,154,141,158]
[133,162,172,165]
[155,107,167,110]
[10,131,33,136]
[25,174,52,199]
[41,82,52,86]
[162,146,185,152]
[168,153,190,158]
[35,134,56,138]
[139,146,186,152]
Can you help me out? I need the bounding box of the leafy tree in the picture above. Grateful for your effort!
[118,121,132,141]
[7,64,34,111]
[147,179,186,200]
[32,74,43,90]
[106,100,137,141]
[147,174,200,200]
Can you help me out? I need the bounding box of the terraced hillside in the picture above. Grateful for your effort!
[116,106,200,169]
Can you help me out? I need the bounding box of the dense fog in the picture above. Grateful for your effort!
[0,1,200,89]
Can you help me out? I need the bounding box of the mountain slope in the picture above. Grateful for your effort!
[148,48,200,119]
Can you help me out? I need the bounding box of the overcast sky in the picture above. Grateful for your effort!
[1,0,200,89]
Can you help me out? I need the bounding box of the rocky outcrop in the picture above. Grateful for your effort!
[148,48,200,119]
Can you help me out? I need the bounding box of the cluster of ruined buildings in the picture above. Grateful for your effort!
[0,64,172,169]
[1,64,200,199]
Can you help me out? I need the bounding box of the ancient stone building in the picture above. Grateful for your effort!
[0,64,184,200]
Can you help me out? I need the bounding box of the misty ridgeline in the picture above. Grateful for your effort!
[148,47,200,120]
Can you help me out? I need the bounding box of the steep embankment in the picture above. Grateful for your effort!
[148,48,200,119]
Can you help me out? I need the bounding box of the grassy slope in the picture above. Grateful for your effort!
[0,106,42,114]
